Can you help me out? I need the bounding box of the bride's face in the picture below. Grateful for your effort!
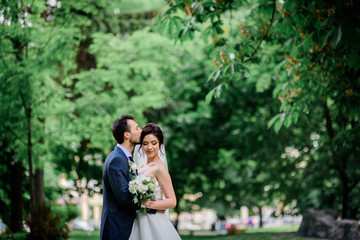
[142,134,160,159]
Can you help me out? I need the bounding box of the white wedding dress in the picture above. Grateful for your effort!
[129,178,181,240]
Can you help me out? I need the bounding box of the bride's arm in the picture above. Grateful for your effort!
[142,163,176,210]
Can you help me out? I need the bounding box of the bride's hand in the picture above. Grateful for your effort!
[140,199,152,208]
[140,199,166,213]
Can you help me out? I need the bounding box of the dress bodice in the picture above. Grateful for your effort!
[154,179,163,199]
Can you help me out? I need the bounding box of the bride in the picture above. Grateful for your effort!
[129,123,181,240]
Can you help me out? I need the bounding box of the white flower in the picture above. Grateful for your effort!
[136,175,149,193]
[128,174,159,211]
[129,181,137,194]
[128,160,138,175]
[130,163,137,173]
[148,182,156,192]
[138,183,148,193]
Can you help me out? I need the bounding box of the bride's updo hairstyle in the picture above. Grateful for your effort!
[140,123,164,146]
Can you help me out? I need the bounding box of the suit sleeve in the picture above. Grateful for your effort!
[107,156,139,210]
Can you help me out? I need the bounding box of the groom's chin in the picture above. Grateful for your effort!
[130,140,141,145]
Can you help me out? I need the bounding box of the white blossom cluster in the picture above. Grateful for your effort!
[128,161,160,212]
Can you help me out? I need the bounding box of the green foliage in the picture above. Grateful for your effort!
[158,0,360,130]
[26,204,69,240]
[0,233,28,240]
[155,0,360,220]
[110,0,165,13]
[51,204,80,226]
[1,0,359,232]
[0,0,108,231]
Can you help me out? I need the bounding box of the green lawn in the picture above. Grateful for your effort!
[245,224,300,233]
[0,225,305,240]
[69,230,100,240]
[68,231,307,240]
[180,233,308,240]
[68,225,313,240]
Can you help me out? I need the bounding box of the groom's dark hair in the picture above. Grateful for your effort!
[112,114,134,144]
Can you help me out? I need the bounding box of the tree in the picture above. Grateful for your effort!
[157,0,360,219]
[0,0,102,234]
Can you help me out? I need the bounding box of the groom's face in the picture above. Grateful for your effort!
[127,120,142,144]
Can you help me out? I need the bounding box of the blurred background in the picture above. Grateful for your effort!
[0,0,359,239]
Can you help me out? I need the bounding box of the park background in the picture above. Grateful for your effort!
[0,0,359,239]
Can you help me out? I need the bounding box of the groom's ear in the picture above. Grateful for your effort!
[124,131,130,140]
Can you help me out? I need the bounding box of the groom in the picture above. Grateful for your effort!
[100,115,142,240]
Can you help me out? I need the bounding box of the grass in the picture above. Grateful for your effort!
[0,232,27,240]
[245,224,300,233]
[180,233,307,240]
[68,225,312,240]
[69,230,100,240]
[1,225,305,240]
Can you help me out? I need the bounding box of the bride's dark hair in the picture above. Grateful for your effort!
[140,123,164,146]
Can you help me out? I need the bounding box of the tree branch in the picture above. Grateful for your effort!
[244,0,276,63]
[323,101,334,140]
[1,123,28,146]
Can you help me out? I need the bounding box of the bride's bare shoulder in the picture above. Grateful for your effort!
[144,160,167,175]
[154,160,167,174]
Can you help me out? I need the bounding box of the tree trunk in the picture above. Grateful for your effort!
[9,158,23,232]
[348,201,359,219]
[25,106,35,217]
[258,205,263,228]
[35,119,45,206]
[323,102,351,219]
[13,36,35,218]
[34,168,44,205]
[339,162,349,219]
[341,188,349,220]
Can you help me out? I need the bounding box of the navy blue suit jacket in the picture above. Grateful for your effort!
[100,146,139,240]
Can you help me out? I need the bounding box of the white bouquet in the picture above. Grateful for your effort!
[128,160,159,212]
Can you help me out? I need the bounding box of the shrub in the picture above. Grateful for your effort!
[25,204,69,240]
